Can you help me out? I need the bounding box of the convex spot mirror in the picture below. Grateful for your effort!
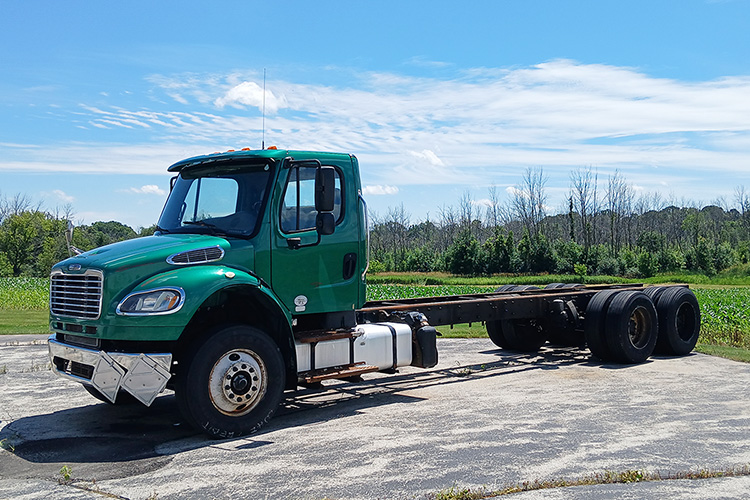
[315,166,336,213]
[316,212,335,236]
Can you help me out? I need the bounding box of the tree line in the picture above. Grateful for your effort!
[0,192,154,277]
[2,167,749,278]
[369,167,750,277]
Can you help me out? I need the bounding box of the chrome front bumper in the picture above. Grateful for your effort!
[48,335,172,406]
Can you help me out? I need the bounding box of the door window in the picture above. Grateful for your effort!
[280,166,342,233]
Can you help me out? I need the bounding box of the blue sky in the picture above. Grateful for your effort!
[2,0,750,229]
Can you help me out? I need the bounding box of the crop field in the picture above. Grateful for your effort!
[0,277,48,310]
[692,288,750,349]
[367,284,750,350]
[1,278,749,353]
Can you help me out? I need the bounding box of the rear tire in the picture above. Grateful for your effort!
[643,286,668,303]
[584,290,619,360]
[487,285,545,351]
[495,320,547,352]
[653,287,701,356]
[175,325,285,439]
[604,291,658,364]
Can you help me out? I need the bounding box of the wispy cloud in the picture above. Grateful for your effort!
[43,189,75,203]
[363,185,399,196]
[3,60,750,207]
[125,185,167,196]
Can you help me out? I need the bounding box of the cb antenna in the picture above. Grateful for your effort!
[261,68,266,149]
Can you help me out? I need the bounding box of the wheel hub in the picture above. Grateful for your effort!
[628,306,651,348]
[208,349,265,416]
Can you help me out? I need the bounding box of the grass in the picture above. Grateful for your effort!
[695,344,750,363]
[0,309,49,335]
[429,465,750,499]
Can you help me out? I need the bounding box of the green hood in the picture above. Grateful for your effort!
[53,234,239,307]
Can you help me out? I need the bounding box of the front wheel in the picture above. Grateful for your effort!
[176,325,285,439]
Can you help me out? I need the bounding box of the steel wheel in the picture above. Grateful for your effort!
[625,304,653,349]
[209,349,267,416]
[176,325,285,439]
[604,291,658,364]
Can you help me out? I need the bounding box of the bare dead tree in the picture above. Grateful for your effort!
[569,167,597,253]
[510,166,548,238]
[735,185,749,217]
[437,203,459,252]
[606,170,634,253]
[485,184,502,231]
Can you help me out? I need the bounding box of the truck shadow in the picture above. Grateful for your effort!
[0,345,608,479]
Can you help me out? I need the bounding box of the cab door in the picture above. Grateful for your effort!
[270,160,361,321]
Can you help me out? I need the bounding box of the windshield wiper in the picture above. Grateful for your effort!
[182,220,247,238]
[183,220,227,234]
[155,225,171,234]
[183,220,219,229]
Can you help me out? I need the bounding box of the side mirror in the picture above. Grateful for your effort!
[316,213,335,236]
[65,221,82,257]
[315,166,336,213]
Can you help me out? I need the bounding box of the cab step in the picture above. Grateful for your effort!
[302,363,380,384]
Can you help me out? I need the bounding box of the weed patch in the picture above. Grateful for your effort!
[428,465,750,498]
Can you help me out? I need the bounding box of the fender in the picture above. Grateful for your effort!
[108,266,292,343]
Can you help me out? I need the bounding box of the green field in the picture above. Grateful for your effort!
[2,276,749,362]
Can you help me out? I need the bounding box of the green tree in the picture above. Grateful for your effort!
[0,212,42,276]
[482,229,514,274]
[637,251,659,278]
[444,229,481,276]
[517,230,556,273]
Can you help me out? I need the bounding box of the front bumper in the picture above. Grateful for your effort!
[48,335,172,406]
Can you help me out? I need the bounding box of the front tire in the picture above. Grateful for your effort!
[176,325,285,439]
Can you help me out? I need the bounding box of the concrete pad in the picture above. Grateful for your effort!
[1,338,749,499]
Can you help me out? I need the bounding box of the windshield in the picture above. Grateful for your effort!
[157,163,272,237]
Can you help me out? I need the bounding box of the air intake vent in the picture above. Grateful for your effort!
[167,246,225,265]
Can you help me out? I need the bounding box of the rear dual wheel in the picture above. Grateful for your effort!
[584,287,700,363]
[604,291,658,363]
[585,290,658,363]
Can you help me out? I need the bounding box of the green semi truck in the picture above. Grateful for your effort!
[48,148,701,438]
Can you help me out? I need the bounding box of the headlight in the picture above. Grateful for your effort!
[116,288,185,316]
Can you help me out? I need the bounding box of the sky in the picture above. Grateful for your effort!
[1,0,750,229]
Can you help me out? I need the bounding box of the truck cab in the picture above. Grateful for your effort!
[48,149,396,438]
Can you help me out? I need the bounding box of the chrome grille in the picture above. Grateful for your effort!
[50,270,103,319]
[167,246,224,265]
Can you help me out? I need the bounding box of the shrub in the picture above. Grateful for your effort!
[637,252,659,278]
